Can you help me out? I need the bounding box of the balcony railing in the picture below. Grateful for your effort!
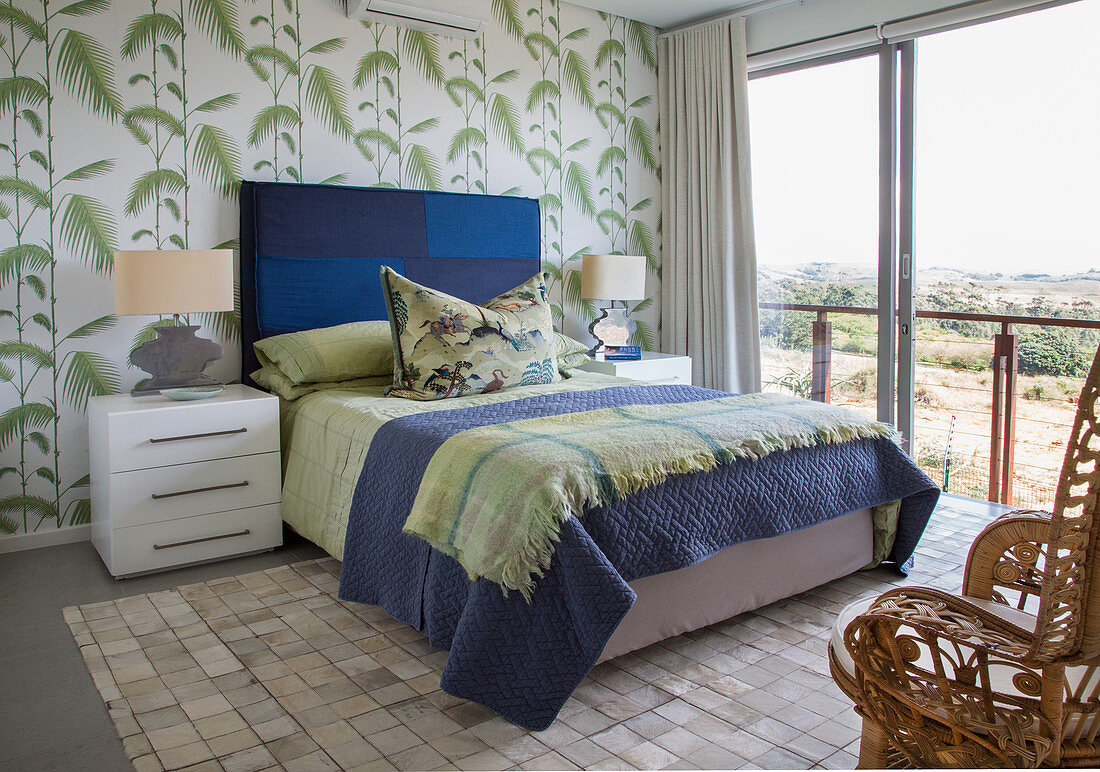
[759,302,1100,507]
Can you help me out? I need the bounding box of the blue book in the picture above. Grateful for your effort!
[603,345,641,360]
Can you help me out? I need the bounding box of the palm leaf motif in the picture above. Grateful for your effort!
[60,194,117,275]
[401,29,443,86]
[57,0,111,17]
[353,22,445,189]
[629,219,658,273]
[488,92,524,156]
[564,160,595,217]
[246,0,349,181]
[561,48,593,110]
[62,350,118,411]
[490,0,523,39]
[304,64,353,139]
[353,48,398,87]
[0,75,48,111]
[191,123,242,201]
[522,1,600,323]
[121,11,181,59]
[3,0,122,537]
[628,114,658,173]
[248,103,298,146]
[626,20,656,69]
[0,175,49,209]
[67,498,91,526]
[62,315,116,343]
[0,401,56,449]
[125,167,186,216]
[124,104,185,139]
[0,5,45,42]
[404,143,441,191]
[447,126,485,164]
[0,244,52,286]
[55,29,122,120]
[189,0,245,56]
[0,494,57,524]
[247,43,299,77]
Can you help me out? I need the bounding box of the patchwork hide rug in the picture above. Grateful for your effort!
[66,544,964,771]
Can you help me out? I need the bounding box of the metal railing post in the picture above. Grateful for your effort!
[989,321,1018,505]
[989,331,1006,502]
[811,310,832,403]
[1000,323,1018,504]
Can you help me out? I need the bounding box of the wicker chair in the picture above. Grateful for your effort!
[828,345,1100,768]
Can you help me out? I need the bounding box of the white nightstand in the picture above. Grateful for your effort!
[577,351,693,385]
[89,384,283,578]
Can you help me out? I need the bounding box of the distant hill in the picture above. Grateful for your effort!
[760,262,1100,286]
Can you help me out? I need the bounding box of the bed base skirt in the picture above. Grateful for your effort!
[596,508,873,663]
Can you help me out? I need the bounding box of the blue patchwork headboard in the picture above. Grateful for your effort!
[239,181,541,383]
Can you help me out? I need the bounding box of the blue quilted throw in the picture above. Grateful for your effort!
[338,384,939,730]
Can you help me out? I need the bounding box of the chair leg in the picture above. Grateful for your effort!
[857,718,891,770]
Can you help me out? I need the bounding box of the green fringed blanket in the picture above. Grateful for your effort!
[403,392,898,599]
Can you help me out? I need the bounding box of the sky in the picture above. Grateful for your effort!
[748,0,1100,277]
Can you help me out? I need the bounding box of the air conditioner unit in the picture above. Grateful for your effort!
[346,0,485,39]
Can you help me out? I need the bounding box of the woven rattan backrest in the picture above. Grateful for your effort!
[1035,345,1100,662]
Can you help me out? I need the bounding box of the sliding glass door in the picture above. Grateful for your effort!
[749,0,1100,507]
[910,1,1100,506]
[749,53,887,421]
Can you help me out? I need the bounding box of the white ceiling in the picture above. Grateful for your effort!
[567,0,770,29]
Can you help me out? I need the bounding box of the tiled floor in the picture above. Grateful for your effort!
[2,494,1007,771]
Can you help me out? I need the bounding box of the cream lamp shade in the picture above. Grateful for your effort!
[114,250,234,316]
[581,254,647,301]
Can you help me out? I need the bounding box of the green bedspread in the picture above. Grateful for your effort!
[404,392,898,598]
[278,371,625,559]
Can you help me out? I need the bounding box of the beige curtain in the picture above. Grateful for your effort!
[658,17,761,393]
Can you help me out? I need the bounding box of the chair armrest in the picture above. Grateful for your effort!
[963,509,1053,604]
[856,586,1038,660]
[843,586,1059,767]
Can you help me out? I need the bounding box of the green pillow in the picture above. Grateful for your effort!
[553,332,588,358]
[553,333,590,370]
[558,351,590,369]
[381,267,558,400]
[253,321,393,384]
[251,367,390,400]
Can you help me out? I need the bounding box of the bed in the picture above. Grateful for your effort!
[239,180,939,730]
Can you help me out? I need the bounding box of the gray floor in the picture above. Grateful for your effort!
[0,495,1007,771]
[0,529,328,771]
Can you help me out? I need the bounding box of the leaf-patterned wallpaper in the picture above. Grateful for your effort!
[0,0,661,536]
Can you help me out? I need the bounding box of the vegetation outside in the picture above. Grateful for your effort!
[759,263,1100,510]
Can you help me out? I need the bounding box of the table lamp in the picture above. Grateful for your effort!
[581,254,647,356]
[114,250,234,396]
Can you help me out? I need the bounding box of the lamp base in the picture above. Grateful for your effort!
[587,303,636,356]
[130,325,224,396]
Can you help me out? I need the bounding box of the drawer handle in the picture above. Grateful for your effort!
[154,529,251,550]
[149,427,247,444]
[151,480,250,500]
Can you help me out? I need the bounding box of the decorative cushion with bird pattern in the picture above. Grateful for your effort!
[380,267,559,400]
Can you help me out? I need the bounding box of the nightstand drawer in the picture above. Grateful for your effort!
[109,452,281,528]
[109,505,282,577]
[107,398,278,472]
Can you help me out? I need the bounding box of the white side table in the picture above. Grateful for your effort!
[89,384,283,577]
[577,351,693,385]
